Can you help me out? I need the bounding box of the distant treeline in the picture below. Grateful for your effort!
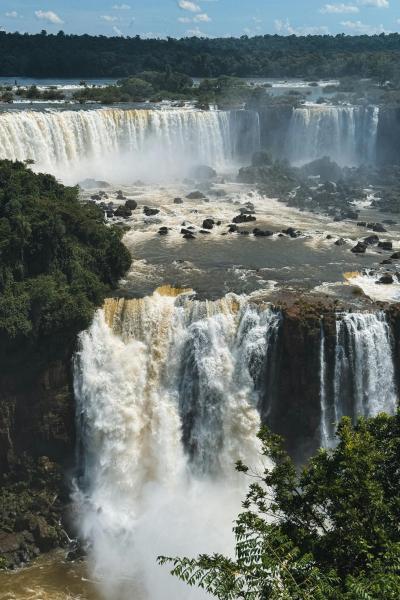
[1,31,400,80]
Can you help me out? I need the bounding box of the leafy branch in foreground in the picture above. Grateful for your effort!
[159,413,400,599]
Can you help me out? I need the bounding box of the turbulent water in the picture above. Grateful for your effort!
[0,107,260,183]
[320,312,397,446]
[287,105,379,166]
[73,288,280,599]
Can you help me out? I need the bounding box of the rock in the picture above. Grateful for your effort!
[378,274,394,284]
[173,197,183,204]
[228,224,239,233]
[282,227,300,238]
[183,232,196,240]
[363,235,379,246]
[143,206,160,217]
[199,229,211,234]
[90,194,101,201]
[372,223,387,233]
[186,191,205,200]
[79,178,111,190]
[233,214,256,224]
[391,252,400,259]
[251,151,272,167]
[239,207,255,215]
[190,165,217,181]
[253,228,273,237]
[202,218,215,230]
[114,206,132,218]
[106,210,114,218]
[335,238,346,246]
[357,222,367,227]
[351,242,367,254]
[378,241,393,250]
[240,230,250,236]
[116,190,126,200]
[342,210,358,221]
[158,227,169,236]
[125,199,138,210]
[326,234,333,240]
[381,259,393,265]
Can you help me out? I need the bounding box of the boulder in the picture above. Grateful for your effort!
[190,165,217,181]
[335,238,346,246]
[233,214,256,224]
[253,228,273,237]
[114,206,132,218]
[125,199,138,210]
[143,206,160,217]
[282,227,300,238]
[202,218,215,230]
[391,252,400,259]
[363,235,379,246]
[158,227,169,236]
[351,242,367,254]
[357,222,367,227]
[79,178,111,190]
[378,274,394,284]
[186,191,206,200]
[199,229,211,234]
[378,241,393,250]
[228,224,239,233]
[183,232,196,240]
[174,197,183,204]
[116,190,126,200]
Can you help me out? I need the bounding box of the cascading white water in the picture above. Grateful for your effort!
[287,105,379,167]
[320,311,397,446]
[0,107,260,184]
[73,288,280,600]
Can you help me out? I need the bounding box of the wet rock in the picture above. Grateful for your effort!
[173,197,183,204]
[114,206,132,218]
[190,165,217,181]
[378,241,393,250]
[378,274,394,284]
[239,230,250,236]
[351,242,367,254]
[372,223,387,233]
[202,218,215,230]
[116,190,126,200]
[125,199,138,210]
[357,222,367,227]
[183,232,196,240]
[253,228,273,237]
[282,227,300,238]
[363,235,379,246]
[181,228,193,235]
[381,259,393,265]
[228,224,239,233]
[326,234,333,240]
[106,210,114,218]
[199,229,211,234]
[143,206,160,217]
[391,252,400,259]
[233,214,256,224]
[342,210,358,221]
[158,227,169,236]
[335,238,346,246]
[186,191,205,200]
[79,178,111,190]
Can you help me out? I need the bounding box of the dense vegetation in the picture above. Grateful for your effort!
[1,31,400,80]
[0,160,131,364]
[161,412,400,599]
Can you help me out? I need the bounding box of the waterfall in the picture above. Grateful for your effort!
[320,311,397,446]
[73,288,280,599]
[287,105,379,167]
[0,107,260,183]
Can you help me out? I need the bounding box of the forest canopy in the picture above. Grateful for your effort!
[1,31,400,80]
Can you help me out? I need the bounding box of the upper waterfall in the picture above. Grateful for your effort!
[0,107,260,183]
[286,105,379,166]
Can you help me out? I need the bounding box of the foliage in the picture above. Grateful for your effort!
[2,31,400,81]
[0,160,131,361]
[160,413,400,599]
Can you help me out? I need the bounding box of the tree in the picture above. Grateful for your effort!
[159,413,400,599]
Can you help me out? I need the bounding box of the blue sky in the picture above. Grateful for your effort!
[1,0,399,38]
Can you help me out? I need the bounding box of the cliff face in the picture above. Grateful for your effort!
[256,105,293,160]
[0,358,75,476]
[373,107,400,166]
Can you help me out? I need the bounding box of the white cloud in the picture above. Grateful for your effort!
[5,11,19,18]
[358,0,389,7]
[178,17,191,22]
[178,1,201,12]
[194,13,211,22]
[320,3,359,13]
[35,10,63,25]
[112,4,131,9]
[186,26,208,36]
[113,25,123,35]
[341,19,388,32]
[274,19,329,35]
[101,15,118,22]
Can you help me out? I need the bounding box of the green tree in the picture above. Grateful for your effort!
[160,413,400,599]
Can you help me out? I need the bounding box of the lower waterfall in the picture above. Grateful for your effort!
[320,312,397,446]
[287,105,379,167]
[0,107,260,183]
[73,288,280,599]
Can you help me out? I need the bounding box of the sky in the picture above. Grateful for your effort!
[0,0,399,38]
